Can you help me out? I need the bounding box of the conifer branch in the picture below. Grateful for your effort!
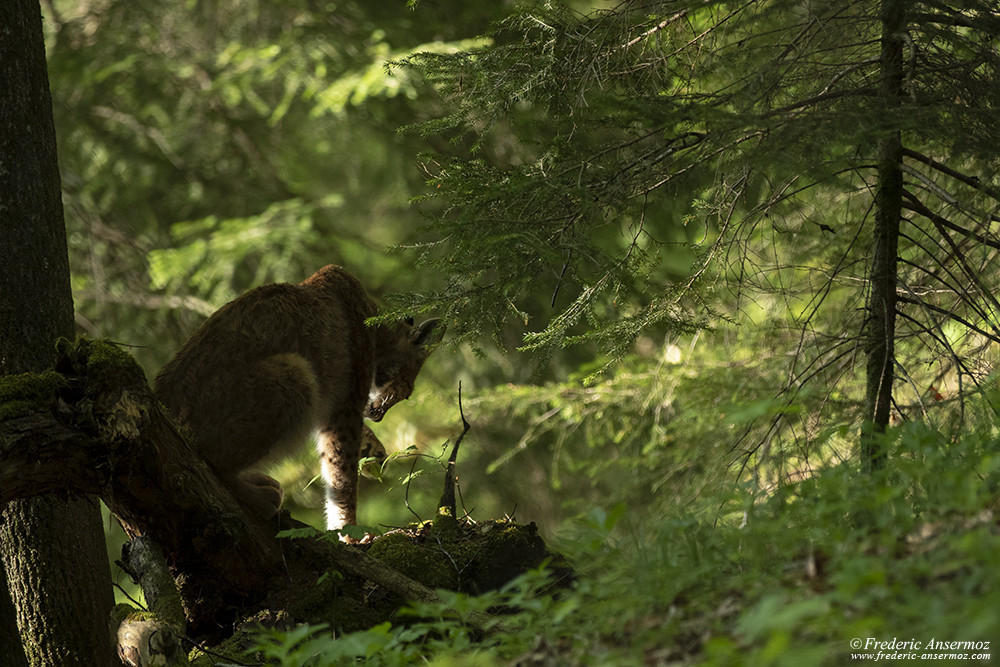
[619,11,687,52]
[907,195,1000,331]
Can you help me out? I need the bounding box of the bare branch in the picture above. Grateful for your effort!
[901,191,1000,251]
[903,148,1000,204]
[897,295,1000,346]
[116,537,189,667]
[76,289,217,317]
[902,164,1000,224]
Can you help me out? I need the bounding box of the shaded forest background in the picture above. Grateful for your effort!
[22,0,1000,663]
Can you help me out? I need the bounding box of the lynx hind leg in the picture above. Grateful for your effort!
[225,471,284,521]
[192,353,321,474]
[359,424,388,479]
[316,419,363,533]
[250,353,322,457]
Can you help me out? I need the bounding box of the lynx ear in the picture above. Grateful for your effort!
[412,318,444,348]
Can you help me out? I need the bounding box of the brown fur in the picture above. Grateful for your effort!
[153,265,441,530]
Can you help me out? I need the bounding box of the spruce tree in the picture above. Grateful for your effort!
[403,0,1000,469]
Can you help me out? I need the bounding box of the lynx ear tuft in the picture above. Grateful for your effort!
[412,318,444,348]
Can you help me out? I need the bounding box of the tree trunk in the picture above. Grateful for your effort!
[861,0,905,471]
[0,1,116,663]
[862,0,905,472]
[0,565,28,667]
[0,498,116,666]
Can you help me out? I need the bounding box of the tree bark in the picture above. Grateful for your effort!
[0,1,116,663]
[0,565,27,667]
[862,0,905,472]
[0,498,115,665]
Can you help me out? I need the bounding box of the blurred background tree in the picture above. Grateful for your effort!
[43,0,1000,550]
[45,0,512,538]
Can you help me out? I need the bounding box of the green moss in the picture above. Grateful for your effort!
[433,506,459,540]
[0,338,142,422]
[364,519,572,601]
[366,531,458,591]
[188,623,259,666]
[86,339,142,374]
[0,370,65,420]
[283,568,383,633]
[468,521,560,592]
[110,603,161,628]
[56,337,145,388]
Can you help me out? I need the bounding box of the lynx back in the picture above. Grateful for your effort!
[153,264,442,531]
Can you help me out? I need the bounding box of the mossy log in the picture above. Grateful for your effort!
[0,338,569,655]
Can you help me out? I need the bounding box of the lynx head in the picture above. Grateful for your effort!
[366,318,443,422]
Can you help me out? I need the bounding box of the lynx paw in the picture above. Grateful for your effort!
[235,471,284,520]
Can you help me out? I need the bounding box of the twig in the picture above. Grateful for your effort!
[438,382,471,520]
[551,248,572,307]
[403,454,423,523]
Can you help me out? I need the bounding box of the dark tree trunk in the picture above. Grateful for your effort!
[0,566,27,667]
[0,498,116,666]
[862,0,905,472]
[0,1,116,664]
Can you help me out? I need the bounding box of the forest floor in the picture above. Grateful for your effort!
[224,421,1000,666]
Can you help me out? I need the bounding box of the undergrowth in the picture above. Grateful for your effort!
[238,419,1000,665]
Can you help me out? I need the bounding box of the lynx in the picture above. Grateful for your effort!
[153,264,442,530]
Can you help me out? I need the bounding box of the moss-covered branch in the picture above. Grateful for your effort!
[1,339,285,633]
[1,338,560,645]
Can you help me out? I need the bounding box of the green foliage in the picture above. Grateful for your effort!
[46,1,513,371]
[50,0,1000,530]
[253,622,398,666]
[455,326,866,533]
[40,2,1000,661]
[146,196,336,305]
[244,419,1000,665]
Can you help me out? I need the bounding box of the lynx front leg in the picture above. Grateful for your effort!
[316,418,363,532]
